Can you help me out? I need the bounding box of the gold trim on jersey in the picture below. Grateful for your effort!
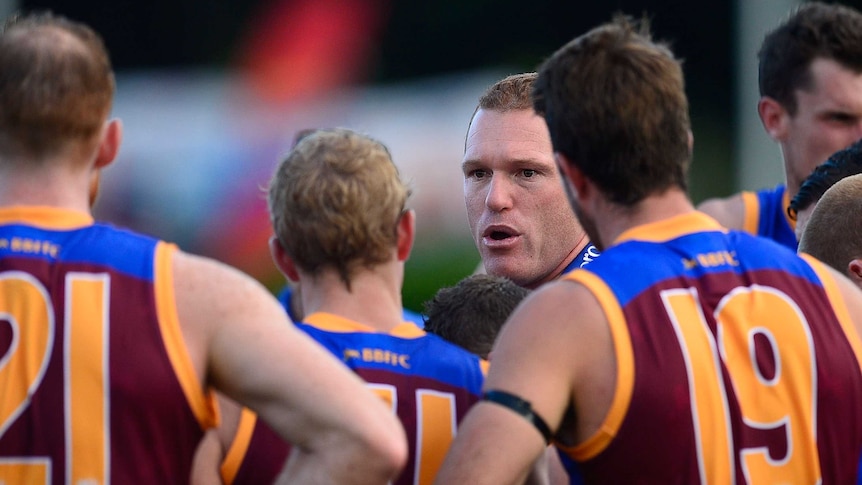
[0,206,93,229]
[800,254,862,374]
[154,242,217,429]
[739,189,796,236]
[614,211,725,245]
[221,408,258,485]
[782,188,796,232]
[557,270,634,460]
[741,191,760,235]
[304,311,426,338]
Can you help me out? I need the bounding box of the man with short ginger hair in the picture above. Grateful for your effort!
[0,12,406,484]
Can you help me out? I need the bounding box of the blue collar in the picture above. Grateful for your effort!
[563,242,600,274]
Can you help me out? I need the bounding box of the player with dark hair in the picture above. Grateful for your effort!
[423,274,529,360]
[789,137,862,239]
[436,14,862,484]
[699,1,862,250]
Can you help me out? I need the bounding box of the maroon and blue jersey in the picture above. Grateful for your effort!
[556,212,862,484]
[741,184,797,251]
[223,312,487,485]
[0,206,217,484]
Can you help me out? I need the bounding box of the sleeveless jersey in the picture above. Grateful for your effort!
[555,212,862,484]
[741,184,797,251]
[0,206,216,484]
[223,312,487,485]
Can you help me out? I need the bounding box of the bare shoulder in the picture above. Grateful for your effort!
[494,279,602,352]
[170,250,291,386]
[488,276,615,444]
[696,193,746,230]
[172,250,284,317]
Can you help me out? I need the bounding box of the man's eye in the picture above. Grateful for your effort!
[522,169,537,178]
[471,169,488,179]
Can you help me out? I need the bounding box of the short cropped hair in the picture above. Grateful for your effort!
[423,274,530,359]
[267,128,410,288]
[798,173,862,275]
[465,72,538,149]
[0,12,115,160]
[477,72,537,112]
[788,138,862,220]
[534,15,691,206]
[759,2,862,116]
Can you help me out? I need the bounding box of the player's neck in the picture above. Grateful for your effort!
[0,163,93,213]
[300,265,406,332]
[526,232,590,289]
[597,188,694,248]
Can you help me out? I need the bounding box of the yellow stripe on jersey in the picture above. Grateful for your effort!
[801,254,862,375]
[741,191,760,235]
[781,188,796,233]
[154,242,217,429]
[305,311,426,338]
[221,408,258,485]
[0,206,94,229]
[559,270,635,461]
[614,212,725,246]
[66,273,109,484]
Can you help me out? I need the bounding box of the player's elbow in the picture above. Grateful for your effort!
[361,413,408,481]
[331,410,408,483]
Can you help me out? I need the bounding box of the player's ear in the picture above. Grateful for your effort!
[758,96,789,141]
[269,236,300,282]
[847,259,862,288]
[396,209,415,262]
[556,152,586,200]
[95,118,123,168]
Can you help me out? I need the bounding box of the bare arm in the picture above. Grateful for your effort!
[434,280,614,485]
[191,429,225,485]
[697,194,746,230]
[174,251,407,484]
[190,393,243,485]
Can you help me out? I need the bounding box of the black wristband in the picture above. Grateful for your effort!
[482,390,553,444]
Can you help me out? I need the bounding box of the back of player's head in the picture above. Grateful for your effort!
[0,11,114,161]
[423,274,530,359]
[789,137,862,220]
[267,128,410,287]
[758,1,862,116]
[798,173,862,275]
[533,14,690,206]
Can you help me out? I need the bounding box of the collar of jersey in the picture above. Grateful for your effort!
[303,311,426,338]
[0,206,94,229]
[613,211,724,245]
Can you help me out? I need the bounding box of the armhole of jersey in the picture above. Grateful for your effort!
[556,271,634,461]
[801,254,862,375]
[154,242,218,429]
[781,188,796,233]
[220,407,258,485]
[741,191,760,235]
